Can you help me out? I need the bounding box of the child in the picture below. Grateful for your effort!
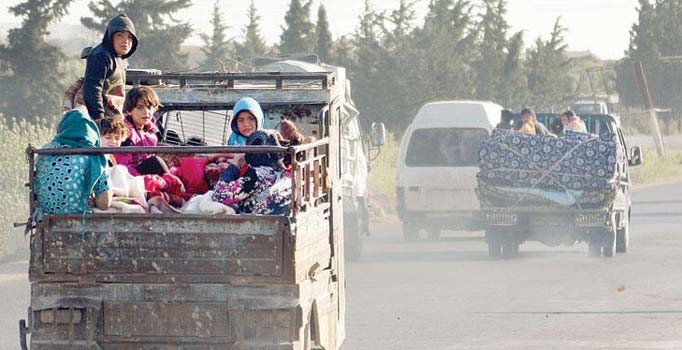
[212,131,290,215]
[97,116,128,166]
[115,86,169,176]
[35,108,112,214]
[83,14,138,121]
[227,97,264,145]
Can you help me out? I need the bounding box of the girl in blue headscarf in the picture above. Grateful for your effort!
[227,97,264,145]
[34,108,112,214]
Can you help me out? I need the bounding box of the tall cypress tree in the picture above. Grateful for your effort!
[200,1,232,71]
[81,0,192,71]
[235,0,269,65]
[526,18,574,112]
[315,4,333,63]
[0,0,74,116]
[279,0,314,55]
[475,0,510,101]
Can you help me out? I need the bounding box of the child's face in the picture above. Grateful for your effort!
[236,111,257,137]
[112,31,134,57]
[130,102,155,129]
[102,133,124,148]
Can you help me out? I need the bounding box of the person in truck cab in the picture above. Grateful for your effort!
[495,109,515,130]
[83,14,138,121]
[518,108,549,136]
[561,110,588,133]
[34,108,113,214]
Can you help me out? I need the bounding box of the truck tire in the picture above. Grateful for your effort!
[488,240,502,257]
[603,230,616,258]
[501,241,516,259]
[344,215,363,261]
[616,214,629,253]
[403,222,419,241]
[427,227,441,240]
[486,227,502,257]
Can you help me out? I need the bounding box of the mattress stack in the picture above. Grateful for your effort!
[477,129,624,208]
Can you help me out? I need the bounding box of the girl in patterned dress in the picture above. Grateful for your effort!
[34,108,112,214]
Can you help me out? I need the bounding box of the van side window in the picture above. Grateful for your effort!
[406,128,488,167]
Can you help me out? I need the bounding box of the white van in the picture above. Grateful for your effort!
[396,101,502,240]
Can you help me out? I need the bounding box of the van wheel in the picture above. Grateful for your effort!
[402,222,419,241]
[501,241,516,259]
[616,214,629,253]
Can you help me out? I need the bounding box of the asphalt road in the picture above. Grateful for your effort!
[2,182,682,349]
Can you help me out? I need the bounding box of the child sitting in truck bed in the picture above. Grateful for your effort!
[115,86,170,176]
[212,131,291,215]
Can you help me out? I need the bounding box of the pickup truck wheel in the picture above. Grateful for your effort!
[588,235,602,257]
[402,222,419,241]
[603,230,616,258]
[427,228,440,240]
[488,240,502,257]
[616,215,630,253]
[501,241,516,259]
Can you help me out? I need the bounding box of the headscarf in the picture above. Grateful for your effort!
[53,109,107,199]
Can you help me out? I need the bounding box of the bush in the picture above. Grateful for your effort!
[368,132,399,203]
[0,115,56,256]
[630,148,682,185]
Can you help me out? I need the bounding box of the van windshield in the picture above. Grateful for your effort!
[406,128,488,167]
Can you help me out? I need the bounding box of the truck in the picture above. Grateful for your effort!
[136,56,382,259]
[251,56,383,259]
[20,71,346,349]
[477,113,642,258]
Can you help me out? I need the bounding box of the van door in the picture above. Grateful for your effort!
[400,127,488,213]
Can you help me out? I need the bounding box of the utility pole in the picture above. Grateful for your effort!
[633,61,665,156]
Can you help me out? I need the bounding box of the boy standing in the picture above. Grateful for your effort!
[83,14,138,121]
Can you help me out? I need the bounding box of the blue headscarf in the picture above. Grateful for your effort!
[52,109,107,199]
[227,97,264,145]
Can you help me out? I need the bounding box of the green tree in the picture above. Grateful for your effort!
[0,0,74,117]
[200,1,232,71]
[475,0,509,101]
[81,0,192,71]
[315,4,333,62]
[525,18,574,112]
[279,0,314,55]
[235,0,269,66]
[497,31,529,107]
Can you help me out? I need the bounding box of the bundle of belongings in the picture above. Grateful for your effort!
[477,129,625,208]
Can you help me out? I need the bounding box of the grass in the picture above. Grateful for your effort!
[630,148,682,186]
[368,132,399,202]
[0,116,56,257]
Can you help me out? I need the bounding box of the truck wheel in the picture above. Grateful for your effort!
[501,241,516,259]
[402,222,419,241]
[488,240,502,257]
[345,215,363,261]
[603,230,616,258]
[616,214,630,253]
[427,227,441,240]
[588,235,602,257]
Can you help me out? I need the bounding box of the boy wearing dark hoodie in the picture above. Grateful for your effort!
[83,14,138,121]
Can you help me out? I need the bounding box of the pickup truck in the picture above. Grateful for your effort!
[20,71,346,349]
[477,113,642,258]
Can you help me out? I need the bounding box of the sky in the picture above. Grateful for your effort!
[0,0,640,60]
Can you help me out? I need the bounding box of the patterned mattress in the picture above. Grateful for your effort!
[477,129,624,208]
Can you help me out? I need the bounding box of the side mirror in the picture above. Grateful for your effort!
[629,146,642,167]
[370,122,386,147]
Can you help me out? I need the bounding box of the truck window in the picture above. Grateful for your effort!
[405,128,488,167]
